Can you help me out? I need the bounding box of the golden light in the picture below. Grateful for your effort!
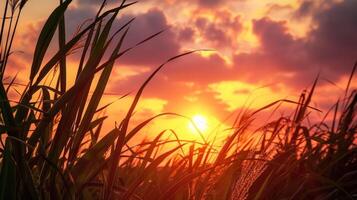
[189,114,208,133]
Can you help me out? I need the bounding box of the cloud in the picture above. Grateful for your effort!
[197,0,225,8]
[109,53,230,94]
[61,6,180,66]
[265,3,293,16]
[294,0,315,18]
[233,17,312,87]
[178,27,195,43]
[195,10,242,49]
[307,0,357,75]
[11,0,357,120]
[149,0,237,8]
[76,0,118,6]
[109,0,357,116]
[233,0,357,89]
[196,0,248,8]
[108,51,234,118]
[118,9,181,66]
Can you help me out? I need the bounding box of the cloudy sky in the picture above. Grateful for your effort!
[7,0,357,141]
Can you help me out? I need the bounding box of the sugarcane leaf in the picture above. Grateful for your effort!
[0,139,16,200]
[71,128,119,190]
[30,0,72,80]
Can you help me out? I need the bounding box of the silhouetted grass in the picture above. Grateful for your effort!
[0,0,356,200]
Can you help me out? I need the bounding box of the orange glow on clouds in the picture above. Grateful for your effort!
[7,0,357,145]
[209,81,287,111]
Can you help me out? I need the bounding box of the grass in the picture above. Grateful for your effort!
[0,0,356,199]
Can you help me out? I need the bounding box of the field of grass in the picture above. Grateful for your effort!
[0,0,356,199]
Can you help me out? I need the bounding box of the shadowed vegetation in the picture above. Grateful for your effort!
[0,0,356,199]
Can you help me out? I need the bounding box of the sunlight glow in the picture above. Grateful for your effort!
[189,114,208,133]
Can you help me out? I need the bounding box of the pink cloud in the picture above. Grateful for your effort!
[8,0,357,119]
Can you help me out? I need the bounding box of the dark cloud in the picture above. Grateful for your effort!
[65,6,95,36]
[77,0,118,6]
[307,0,357,75]
[77,0,231,9]
[197,0,222,7]
[294,1,315,18]
[253,18,304,61]
[194,11,242,49]
[77,0,97,5]
[64,6,180,66]
[110,0,357,115]
[11,0,357,117]
[119,9,180,66]
[195,17,231,48]
[178,27,195,42]
[233,17,312,87]
[196,0,246,8]
[233,0,357,88]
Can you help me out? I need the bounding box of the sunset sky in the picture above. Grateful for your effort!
[7,0,357,142]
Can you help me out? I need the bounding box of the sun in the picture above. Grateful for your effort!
[188,114,208,133]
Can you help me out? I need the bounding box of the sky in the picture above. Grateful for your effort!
[6,0,357,143]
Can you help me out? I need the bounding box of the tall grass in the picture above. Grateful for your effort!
[246,69,357,200]
[0,0,178,198]
[0,0,356,200]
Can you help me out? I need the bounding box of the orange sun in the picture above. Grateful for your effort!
[188,114,208,133]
